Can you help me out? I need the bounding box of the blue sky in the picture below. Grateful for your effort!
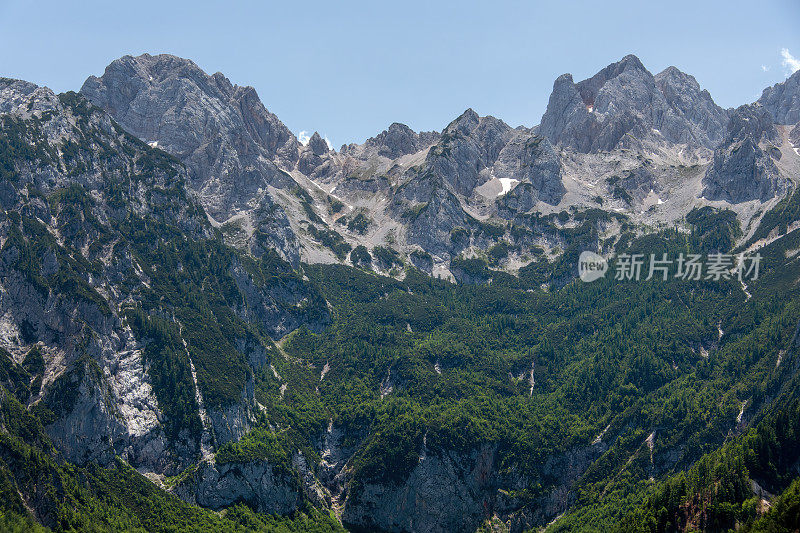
[1,0,798,148]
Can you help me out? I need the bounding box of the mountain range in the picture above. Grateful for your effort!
[0,54,799,532]
[74,53,800,282]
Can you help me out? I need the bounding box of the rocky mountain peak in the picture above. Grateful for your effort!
[81,53,299,165]
[725,103,780,144]
[654,65,703,97]
[402,110,532,204]
[537,74,589,147]
[81,53,302,264]
[654,65,729,147]
[446,108,480,133]
[539,55,727,151]
[575,54,651,108]
[539,55,659,152]
[338,122,440,162]
[378,122,421,154]
[307,131,329,156]
[0,77,61,115]
[758,69,800,125]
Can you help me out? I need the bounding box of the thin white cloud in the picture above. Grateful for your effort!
[323,135,333,150]
[761,64,770,72]
[781,48,800,75]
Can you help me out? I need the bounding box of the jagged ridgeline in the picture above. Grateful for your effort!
[0,51,799,533]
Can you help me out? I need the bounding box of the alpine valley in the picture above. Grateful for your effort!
[0,53,799,532]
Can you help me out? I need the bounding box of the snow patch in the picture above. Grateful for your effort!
[497,178,519,196]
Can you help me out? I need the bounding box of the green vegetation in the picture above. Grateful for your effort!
[0,387,344,532]
[4,90,800,532]
[216,428,291,469]
[327,196,344,214]
[613,185,633,204]
[744,186,800,247]
[488,241,510,264]
[350,244,372,267]
[450,226,469,246]
[372,245,402,271]
[402,202,428,220]
[686,206,742,253]
[346,212,371,234]
[269,212,800,529]
[306,224,351,259]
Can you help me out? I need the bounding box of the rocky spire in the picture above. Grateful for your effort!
[307,131,329,156]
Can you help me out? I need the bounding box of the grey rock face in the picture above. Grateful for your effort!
[307,132,329,156]
[0,78,61,115]
[702,139,781,203]
[758,69,800,125]
[538,73,591,151]
[341,435,610,533]
[403,187,474,258]
[298,132,331,175]
[724,103,781,145]
[343,445,501,533]
[43,338,173,471]
[0,82,327,481]
[333,174,391,196]
[389,112,569,259]
[494,134,565,210]
[80,54,299,170]
[80,54,302,263]
[425,109,514,196]
[0,82,206,474]
[229,257,329,338]
[206,377,256,447]
[342,122,439,160]
[174,460,300,514]
[702,104,785,203]
[540,55,727,152]
[654,66,730,147]
[392,114,565,255]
